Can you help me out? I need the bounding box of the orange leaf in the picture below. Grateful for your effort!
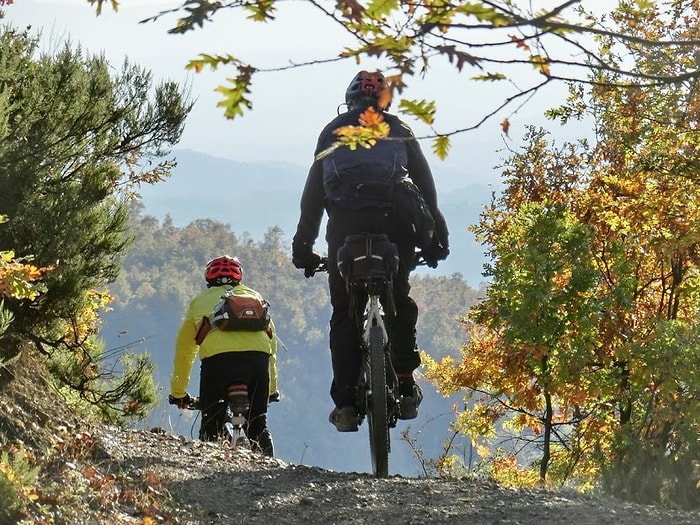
[501,118,510,135]
[338,0,364,21]
[510,34,530,51]
[377,87,393,110]
[358,106,385,126]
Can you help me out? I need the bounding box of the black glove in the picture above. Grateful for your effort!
[422,211,449,268]
[292,252,322,278]
[168,392,193,409]
[433,211,449,250]
[422,238,449,269]
[268,391,281,404]
[292,236,322,274]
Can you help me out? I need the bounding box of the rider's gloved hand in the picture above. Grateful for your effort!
[168,392,193,409]
[292,252,322,278]
[292,237,323,277]
[422,235,449,269]
[268,391,281,404]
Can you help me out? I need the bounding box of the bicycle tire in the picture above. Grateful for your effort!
[367,324,390,477]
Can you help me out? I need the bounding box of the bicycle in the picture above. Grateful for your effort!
[311,232,409,478]
[170,382,251,449]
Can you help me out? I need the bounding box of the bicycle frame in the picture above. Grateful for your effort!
[184,382,251,449]
[353,276,400,478]
[335,232,401,478]
[223,383,250,449]
[311,232,406,477]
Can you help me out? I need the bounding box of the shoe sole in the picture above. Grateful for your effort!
[398,397,418,420]
[333,424,359,432]
[329,412,359,432]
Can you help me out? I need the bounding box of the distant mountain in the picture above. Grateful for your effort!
[139,149,494,287]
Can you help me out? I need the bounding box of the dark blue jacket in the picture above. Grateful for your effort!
[293,105,448,257]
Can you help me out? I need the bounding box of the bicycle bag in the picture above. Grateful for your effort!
[391,179,436,250]
[211,289,271,332]
[337,233,399,281]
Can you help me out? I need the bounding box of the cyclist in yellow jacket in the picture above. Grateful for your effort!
[169,255,277,456]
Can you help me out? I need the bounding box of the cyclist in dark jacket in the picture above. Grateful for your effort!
[292,70,449,432]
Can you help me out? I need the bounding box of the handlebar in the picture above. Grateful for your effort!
[414,251,430,268]
[306,252,429,277]
[168,394,201,410]
[305,257,328,277]
[169,394,279,410]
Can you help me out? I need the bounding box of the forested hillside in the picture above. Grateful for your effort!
[136,148,494,287]
[101,204,483,475]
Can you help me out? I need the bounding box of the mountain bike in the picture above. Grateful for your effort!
[312,232,407,478]
[172,382,251,449]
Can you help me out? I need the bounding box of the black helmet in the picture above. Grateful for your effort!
[345,70,388,110]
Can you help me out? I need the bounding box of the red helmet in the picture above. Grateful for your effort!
[205,256,242,285]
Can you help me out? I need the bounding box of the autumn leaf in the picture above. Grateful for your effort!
[377,87,393,111]
[358,106,385,126]
[436,44,482,71]
[432,135,451,160]
[215,78,253,119]
[501,118,510,135]
[337,0,365,22]
[530,54,551,76]
[316,107,391,159]
[472,72,507,82]
[366,0,398,20]
[243,0,276,22]
[398,98,436,125]
[510,34,530,51]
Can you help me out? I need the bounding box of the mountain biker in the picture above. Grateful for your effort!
[291,70,449,432]
[168,255,277,456]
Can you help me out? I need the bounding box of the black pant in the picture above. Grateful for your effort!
[326,207,420,408]
[199,351,274,456]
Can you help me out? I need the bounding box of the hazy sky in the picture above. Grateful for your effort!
[4,0,585,187]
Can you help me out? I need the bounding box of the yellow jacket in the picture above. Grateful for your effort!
[170,283,278,398]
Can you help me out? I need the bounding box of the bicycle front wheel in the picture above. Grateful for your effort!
[367,324,390,478]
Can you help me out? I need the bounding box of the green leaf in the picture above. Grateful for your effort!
[472,72,507,82]
[244,0,276,22]
[398,99,436,125]
[456,2,513,27]
[432,135,451,160]
[366,0,399,20]
[185,54,239,73]
[215,78,253,120]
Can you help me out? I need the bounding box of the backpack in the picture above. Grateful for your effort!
[322,136,408,210]
[194,289,271,345]
[211,289,271,332]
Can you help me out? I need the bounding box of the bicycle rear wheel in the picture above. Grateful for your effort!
[367,324,390,477]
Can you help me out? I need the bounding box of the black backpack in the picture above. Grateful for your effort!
[322,137,408,209]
